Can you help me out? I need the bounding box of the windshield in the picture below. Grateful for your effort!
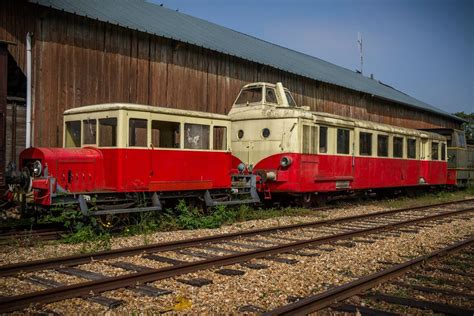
[285,90,297,107]
[235,87,263,105]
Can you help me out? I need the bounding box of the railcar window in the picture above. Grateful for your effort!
[431,142,439,160]
[359,132,372,156]
[65,121,81,147]
[407,139,416,159]
[319,126,328,153]
[235,88,262,105]
[99,118,117,147]
[377,135,388,157]
[266,88,277,103]
[285,91,297,107]
[393,137,404,158]
[213,126,227,150]
[303,125,318,154]
[83,119,97,145]
[441,143,446,160]
[152,121,180,148]
[337,129,350,154]
[184,123,210,150]
[129,118,147,147]
[458,132,466,148]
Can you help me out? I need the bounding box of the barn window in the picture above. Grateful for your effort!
[265,88,277,103]
[65,121,81,148]
[302,125,317,154]
[235,88,262,105]
[377,135,388,157]
[129,118,147,147]
[83,119,97,145]
[407,138,416,159]
[431,142,439,160]
[319,126,328,153]
[99,118,117,147]
[151,120,180,148]
[441,143,446,160]
[337,129,350,154]
[213,126,227,150]
[184,123,210,149]
[359,132,372,156]
[393,137,404,158]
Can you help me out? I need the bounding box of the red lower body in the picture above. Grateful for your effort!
[254,153,448,193]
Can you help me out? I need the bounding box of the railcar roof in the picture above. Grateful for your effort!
[63,103,230,120]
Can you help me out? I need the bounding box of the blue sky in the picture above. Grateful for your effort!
[151,0,473,114]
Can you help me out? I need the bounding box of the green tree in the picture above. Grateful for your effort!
[454,112,474,140]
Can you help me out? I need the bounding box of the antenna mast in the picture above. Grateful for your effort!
[357,32,363,75]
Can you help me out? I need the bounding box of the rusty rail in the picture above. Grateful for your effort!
[0,206,472,313]
[265,236,474,315]
[1,198,472,277]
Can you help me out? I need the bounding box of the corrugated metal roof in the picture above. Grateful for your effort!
[30,0,462,122]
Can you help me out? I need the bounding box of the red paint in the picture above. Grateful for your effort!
[253,153,448,193]
[21,147,232,205]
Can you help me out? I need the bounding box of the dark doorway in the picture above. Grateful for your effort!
[0,43,7,191]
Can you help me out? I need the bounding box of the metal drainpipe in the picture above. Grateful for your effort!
[26,32,32,148]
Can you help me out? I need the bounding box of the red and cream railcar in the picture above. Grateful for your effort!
[229,82,449,205]
[7,104,258,215]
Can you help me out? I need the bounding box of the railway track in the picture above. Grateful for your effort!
[0,198,473,313]
[0,225,65,245]
[267,237,473,315]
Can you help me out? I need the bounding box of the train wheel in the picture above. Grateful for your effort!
[296,193,314,208]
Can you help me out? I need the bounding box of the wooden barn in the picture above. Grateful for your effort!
[0,0,464,188]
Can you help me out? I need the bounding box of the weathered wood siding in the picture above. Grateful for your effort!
[5,101,26,167]
[0,44,8,189]
[0,0,461,148]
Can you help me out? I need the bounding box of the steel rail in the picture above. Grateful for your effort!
[265,236,474,315]
[1,198,472,277]
[0,206,472,313]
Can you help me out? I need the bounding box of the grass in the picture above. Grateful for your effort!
[3,186,473,249]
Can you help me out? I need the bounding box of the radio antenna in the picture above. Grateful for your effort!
[357,32,363,75]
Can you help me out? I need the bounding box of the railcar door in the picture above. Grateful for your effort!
[420,138,430,183]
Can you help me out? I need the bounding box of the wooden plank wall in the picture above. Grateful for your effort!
[5,101,26,167]
[0,44,7,189]
[0,1,460,148]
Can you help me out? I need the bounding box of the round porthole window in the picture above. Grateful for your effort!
[238,130,244,139]
[262,128,270,138]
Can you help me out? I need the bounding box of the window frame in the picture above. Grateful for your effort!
[65,120,81,148]
[377,134,389,157]
[265,87,278,104]
[128,118,148,148]
[407,138,417,159]
[359,131,372,156]
[337,128,350,155]
[393,136,404,158]
[151,120,181,149]
[184,123,211,150]
[319,126,328,154]
[82,119,97,145]
[431,141,439,160]
[98,117,118,148]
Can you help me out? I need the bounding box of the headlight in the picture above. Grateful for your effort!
[280,156,292,168]
[32,160,42,177]
[237,163,245,173]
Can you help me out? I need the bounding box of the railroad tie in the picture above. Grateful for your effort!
[330,303,398,316]
[57,267,171,297]
[364,293,474,315]
[23,275,123,309]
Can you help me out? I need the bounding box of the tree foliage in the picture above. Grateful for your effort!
[454,112,474,140]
